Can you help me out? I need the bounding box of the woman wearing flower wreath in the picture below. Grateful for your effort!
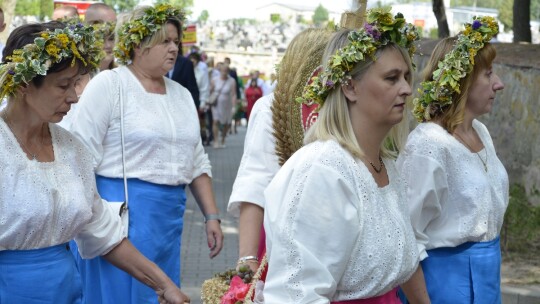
[0,21,188,304]
[65,4,223,303]
[397,16,507,304]
[262,8,430,303]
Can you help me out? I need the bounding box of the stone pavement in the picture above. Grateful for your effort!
[180,125,246,304]
[179,124,540,304]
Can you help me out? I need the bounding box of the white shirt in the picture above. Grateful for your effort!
[66,66,212,186]
[396,121,509,260]
[0,122,123,258]
[264,140,419,302]
[228,94,279,216]
[194,64,210,108]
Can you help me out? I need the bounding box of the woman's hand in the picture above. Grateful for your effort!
[157,285,190,304]
[206,220,223,258]
[236,260,259,273]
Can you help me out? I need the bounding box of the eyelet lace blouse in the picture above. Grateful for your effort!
[396,120,509,260]
[0,122,123,258]
[65,66,211,186]
[263,139,419,302]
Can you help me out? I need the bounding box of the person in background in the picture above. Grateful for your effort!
[58,3,117,129]
[265,72,277,94]
[85,3,116,24]
[170,42,200,109]
[246,70,269,96]
[263,9,429,303]
[52,5,79,21]
[210,64,236,148]
[189,52,211,144]
[0,21,188,304]
[397,16,507,304]
[244,77,262,122]
[65,5,223,303]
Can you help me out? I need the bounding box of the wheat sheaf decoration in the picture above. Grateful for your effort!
[271,0,368,166]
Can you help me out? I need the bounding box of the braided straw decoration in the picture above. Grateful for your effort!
[271,0,367,166]
[271,29,330,166]
[243,254,268,303]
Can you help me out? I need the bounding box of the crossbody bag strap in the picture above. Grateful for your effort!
[114,70,129,213]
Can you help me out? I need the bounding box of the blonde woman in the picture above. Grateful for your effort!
[66,5,222,303]
[263,9,429,303]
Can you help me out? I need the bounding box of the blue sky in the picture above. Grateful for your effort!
[191,0,354,20]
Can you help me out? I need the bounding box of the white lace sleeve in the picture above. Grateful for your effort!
[74,195,124,259]
[67,70,118,169]
[264,161,360,303]
[397,151,448,260]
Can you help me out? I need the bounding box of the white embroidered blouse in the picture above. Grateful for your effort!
[263,140,419,303]
[0,122,123,258]
[228,94,279,216]
[66,66,211,186]
[396,120,509,260]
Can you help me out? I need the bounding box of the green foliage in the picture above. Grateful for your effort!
[501,184,540,256]
[198,9,209,23]
[155,0,193,16]
[270,13,281,24]
[312,4,329,26]
[14,0,52,19]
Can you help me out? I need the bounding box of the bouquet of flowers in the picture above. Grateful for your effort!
[201,256,267,304]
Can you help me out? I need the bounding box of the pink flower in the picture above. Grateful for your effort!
[220,276,250,304]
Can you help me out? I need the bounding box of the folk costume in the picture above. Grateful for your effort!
[0,23,122,303]
[67,65,211,303]
[398,16,508,304]
[263,6,421,304]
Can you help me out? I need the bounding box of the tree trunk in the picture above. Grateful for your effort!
[0,0,17,44]
[433,0,450,38]
[513,0,532,43]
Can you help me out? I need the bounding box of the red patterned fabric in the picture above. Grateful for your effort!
[301,66,323,131]
[331,288,400,304]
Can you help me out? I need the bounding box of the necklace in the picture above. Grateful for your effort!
[368,156,385,174]
[454,132,488,172]
[1,112,43,160]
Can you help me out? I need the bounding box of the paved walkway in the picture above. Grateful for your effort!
[179,124,540,304]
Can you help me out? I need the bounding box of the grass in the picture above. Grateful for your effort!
[501,183,540,259]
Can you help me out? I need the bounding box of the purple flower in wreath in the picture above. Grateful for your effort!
[364,23,381,40]
[472,20,482,30]
[8,70,15,75]
[326,80,334,87]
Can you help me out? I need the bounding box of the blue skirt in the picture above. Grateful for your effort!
[400,237,501,304]
[72,176,186,304]
[0,243,83,304]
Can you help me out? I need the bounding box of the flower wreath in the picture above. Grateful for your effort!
[297,7,420,110]
[113,4,185,65]
[0,23,103,100]
[412,16,499,122]
[93,21,116,40]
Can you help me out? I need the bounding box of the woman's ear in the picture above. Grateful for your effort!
[341,80,357,103]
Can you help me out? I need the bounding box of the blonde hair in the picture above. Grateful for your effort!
[115,6,182,62]
[423,36,496,133]
[272,28,333,165]
[304,28,413,160]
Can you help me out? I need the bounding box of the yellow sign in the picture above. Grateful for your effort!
[182,25,197,45]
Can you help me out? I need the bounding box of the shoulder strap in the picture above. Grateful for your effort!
[113,69,129,209]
